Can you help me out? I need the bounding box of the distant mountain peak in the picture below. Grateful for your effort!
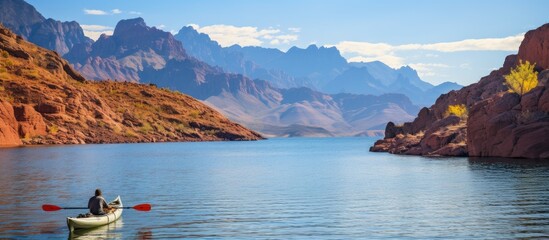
[398,65,415,72]
[113,17,148,36]
[0,0,45,32]
[306,44,319,50]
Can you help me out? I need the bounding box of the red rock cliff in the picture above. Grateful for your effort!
[370,23,549,159]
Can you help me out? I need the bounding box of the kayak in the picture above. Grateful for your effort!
[66,196,123,232]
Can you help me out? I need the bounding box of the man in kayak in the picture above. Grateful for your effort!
[88,189,111,215]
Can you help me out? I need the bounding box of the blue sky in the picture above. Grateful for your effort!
[27,0,549,86]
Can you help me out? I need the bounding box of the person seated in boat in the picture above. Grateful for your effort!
[88,188,112,215]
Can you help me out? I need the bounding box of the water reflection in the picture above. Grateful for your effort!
[467,156,549,237]
[468,156,549,167]
[1,138,548,239]
[136,229,153,239]
[69,219,124,239]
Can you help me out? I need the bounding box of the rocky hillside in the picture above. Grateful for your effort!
[370,23,549,159]
[0,25,262,146]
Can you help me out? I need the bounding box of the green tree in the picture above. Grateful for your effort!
[504,60,538,96]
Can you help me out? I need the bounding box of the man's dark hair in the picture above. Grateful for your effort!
[95,189,102,196]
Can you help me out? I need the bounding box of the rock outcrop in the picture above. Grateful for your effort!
[0,100,22,145]
[370,23,549,159]
[518,24,549,70]
[0,25,262,146]
[14,104,47,139]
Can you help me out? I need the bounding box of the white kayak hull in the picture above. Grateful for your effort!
[66,196,123,232]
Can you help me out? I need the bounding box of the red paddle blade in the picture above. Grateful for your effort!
[42,204,62,211]
[132,204,151,211]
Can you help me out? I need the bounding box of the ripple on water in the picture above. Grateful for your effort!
[0,138,548,239]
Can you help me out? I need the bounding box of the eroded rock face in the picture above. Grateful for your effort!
[468,83,549,158]
[371,23,549,159]
[518,23,549,70]
[0,101,22,146]
[13,104,47,138]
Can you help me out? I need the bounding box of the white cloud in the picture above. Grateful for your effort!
[81,25,114,40]
[156,24,166,29]
[192,24,298,47]
[111,9,122,14]
[129,11,142,15]
[288,27,301,33]
[275,34,298,44]
[84,9,108,15]
[334,33,524,69]
[397,34,524,52]
[459,63,471,69]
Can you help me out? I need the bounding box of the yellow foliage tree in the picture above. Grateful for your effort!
[445,104,467,119]
[504,60,538,96]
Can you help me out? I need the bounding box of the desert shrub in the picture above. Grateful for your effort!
[139,122,153,133]
[134,102,146,109]
[4,59,14,67]
[153,123,166,134]
[176,123,189,131]
[504,60,538,96]
[445,104,468,119]
[124,129,139,138]
[189,110,200,119]
[48,125,59,134]
[23,69,40,79]
[1,50,8,58]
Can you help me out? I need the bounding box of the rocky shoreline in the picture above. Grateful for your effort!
[370,23,549,159]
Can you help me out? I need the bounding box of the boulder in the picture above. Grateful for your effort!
[35,101,65,114]
[13,104,47,137]
[0,101,22,145]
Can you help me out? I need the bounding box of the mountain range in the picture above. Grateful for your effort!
[174,26,462,106]
[0,0,452,137]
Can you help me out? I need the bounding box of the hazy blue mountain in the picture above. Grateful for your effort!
[0,0,44,37]
[323,67,384,95]
[174,26,460,107]
[0,0,92,55]
[396,66,433,91]
[227,45,284,67]
[174,26,299,88]
[268,45,348,87]
[324,61,461,106]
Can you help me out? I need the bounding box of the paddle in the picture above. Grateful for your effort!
[42,204,151,212]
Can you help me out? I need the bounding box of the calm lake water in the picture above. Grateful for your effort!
[0,137,548,239]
